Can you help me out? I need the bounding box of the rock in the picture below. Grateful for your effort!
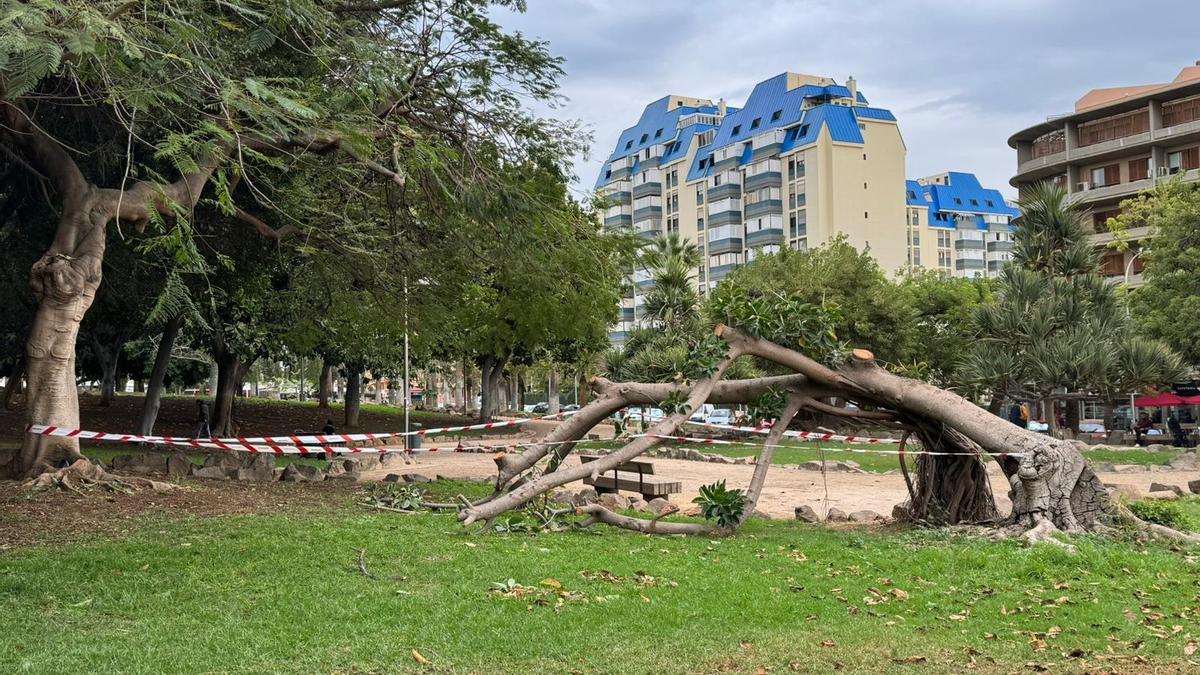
[798,460,860,473]
[326,472,361,482]
[630,499,650,513]
[192,466,228,480]
[1168,453,1198,470]
[109,454,135,470]
[646,497,675,516]
[167,452,192,477]
[825,507,848,522]
[708,455,733,464]
[1147,444,1169,453]
[1090,462,1116,473]
[794,504,821,523]
[571,487,599,506]
[382,473,404,483]
[1188,479,1200,495]
[1144,490,1178,500]
[350,455,381,471]
[379,452,405,467]
[401,473,432,483]
[1149,482,1184,496]
[203,452,242,472]
[598,493,631,510]
[891,503,911,521]
[1111,464,1143,473]
[1104,483,1142,500]
[848,510,883,523]
[238,454,275,481]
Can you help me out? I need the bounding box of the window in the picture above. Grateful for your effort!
[639,133,648,143]
[771,110,782,122]
[799,124,810,137]
[654,128,663,138]
[911,249,921,265]
[697,217,705,231]
[863,153,867,160]
[750,117,761,130]
[910,213,919,226]
[858,123,866,131]
[731,124,742,136]
[1091,163,1119,187]
[954,198,962,205]
[863,182,868,190]
[1168,151,1183,174]
[985,200,994,207]
[698,159,707,170]
[624,140,633,150]
[696,190,704,205]
[907,190,916,200]
[911,231,920,246]
[864,211,869,219]
[969,199,978,206]
[1128,157,1150,180]
[713,173,722,186]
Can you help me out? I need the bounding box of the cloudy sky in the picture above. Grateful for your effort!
[494,0,1200,198]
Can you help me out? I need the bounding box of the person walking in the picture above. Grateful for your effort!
[194,400,211,439]
[1133,412,1153,447]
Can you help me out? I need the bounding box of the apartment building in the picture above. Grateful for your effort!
[597,73,908,342]
[1009,62,1200,285]
[905,172,1020,278]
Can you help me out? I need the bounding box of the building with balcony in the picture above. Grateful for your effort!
[1009,61,1200,286]
[596,73,908,342]
[904,172,1020,278]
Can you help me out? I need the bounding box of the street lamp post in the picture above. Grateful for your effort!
[1123,248,1146,287]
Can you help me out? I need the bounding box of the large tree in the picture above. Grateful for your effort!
[1,0,572,477]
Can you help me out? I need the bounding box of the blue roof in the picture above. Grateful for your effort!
[596,96,732,187]
[706,74,870,153]
[659,123,716,165]
[906,173,1019,229]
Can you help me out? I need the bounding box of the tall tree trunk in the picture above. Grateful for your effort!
[318,361,333,409]
[1102,400,1116,435]
[478,356,494,421]
[1,356,24,410]
[134,378,144,393]
[986,391,1005,416]
[578,370,590,407]
[547,369,560,415]
[454,361,465,411]
[135,316,182,436]
[94,334,120,407]
[1065,398,1081,435]
[344,369,362,428]
[516,374,526,410]
[212,350,253,437]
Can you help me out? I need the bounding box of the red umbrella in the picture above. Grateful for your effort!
[1134,392,1186,407]
[1181,395,1200,405]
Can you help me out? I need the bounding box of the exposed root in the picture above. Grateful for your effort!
[26,459,179,494]
[576,503,724,536]
[1020,519,1076,552]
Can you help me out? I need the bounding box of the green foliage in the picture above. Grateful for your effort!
[1110,180,1200,366]
[659,389,690,417]
[746,388,787,422]
[359,483,425,511]
[1128,499,1184,529]
[707,282,842,363]
[692,480,747,528]
[682,333,729,380]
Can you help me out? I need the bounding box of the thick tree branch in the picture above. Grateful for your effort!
[233,208,299,241]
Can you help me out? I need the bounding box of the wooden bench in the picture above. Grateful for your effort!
[579,454,681,501]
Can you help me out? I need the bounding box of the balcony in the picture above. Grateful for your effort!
[745,227,784,248]
[708,225,743,254]
[956,258,985,271]
[708,182,742,201]
[954,239,985,250]
[1072,176,1154,204]
[603,213,631,229]
[1088,225,1152,247]
[1071,130,1153,163]
[1154,116,1200,143]
[632,181,662,199]
[633,206,662,223]
[744,170,781,192]
[709,263,740,282]
[745,199,783,219]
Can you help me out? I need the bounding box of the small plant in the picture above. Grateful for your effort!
[660,389,691,416]
[1129,499,1184,529]
[747,388,787,422]
[692,480,747,528]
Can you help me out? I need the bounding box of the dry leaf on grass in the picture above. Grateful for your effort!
[411,649,431,665]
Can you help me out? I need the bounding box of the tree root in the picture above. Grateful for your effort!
[26,459,179,493]
[576,504,723,536]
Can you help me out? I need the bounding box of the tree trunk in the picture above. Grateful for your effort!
[94,334,120,407]
[345,369,363,429]
[10,196,108,478]
[212,350,247,437]
[547,369,560,415]
[578,370,591,407]
[478,356,495,421]
[516,374,526,410]
[135,316,182,436]
[318,361,333,409]
[1065,398,1081,434]
[1,356,24,410]
[1102,400,1116,435]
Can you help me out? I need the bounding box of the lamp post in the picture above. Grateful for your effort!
[1123,247,1146,287]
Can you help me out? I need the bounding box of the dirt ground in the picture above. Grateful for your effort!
[361,451,1200,519]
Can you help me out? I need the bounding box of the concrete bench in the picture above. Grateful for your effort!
[579,454,681,502]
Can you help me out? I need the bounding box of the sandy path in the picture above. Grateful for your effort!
[360,451,1200,520]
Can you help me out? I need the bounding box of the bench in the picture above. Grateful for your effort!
[579,454,681,502]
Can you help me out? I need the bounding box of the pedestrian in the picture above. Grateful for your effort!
[1133,412,1153,447]
[194,400,211,439]
[1008,401,1023,427]
[1019,401,1030,427]
[321,418,336,434]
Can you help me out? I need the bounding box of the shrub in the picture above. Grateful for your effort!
[693,480,747,528]
[1129,499,1184,529]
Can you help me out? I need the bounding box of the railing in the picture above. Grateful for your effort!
[1078,110,1150,147]
[1031,130,1066,159]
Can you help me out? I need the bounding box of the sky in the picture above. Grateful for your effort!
[494,0,1200,199]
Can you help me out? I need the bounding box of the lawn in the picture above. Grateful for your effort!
[3,482,1199,674]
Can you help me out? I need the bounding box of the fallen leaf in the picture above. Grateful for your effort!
[1029,638,1048,652]
[539,578,562,590]
[1185,640,1198,656]
[890,588,909,601]
[1047,626,1062,639]
[411,649,431,665]
[820,640,837,648]
[892,655,926,664]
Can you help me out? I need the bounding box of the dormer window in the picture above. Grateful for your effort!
[750,117,761,130]
[731,124,742,136]
[654,128,663,138]
[954,198,962,205]
[639,133,648,143]
[985,200,994,207]
[771,110,782,122]
[624,140,633,150]
[970,199,979,206]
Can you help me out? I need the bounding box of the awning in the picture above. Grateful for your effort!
[1134,392,1187,407]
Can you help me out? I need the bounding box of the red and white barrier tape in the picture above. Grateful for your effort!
[24,411,577,448]
[686,420,904,445]
[637,433,1019,458]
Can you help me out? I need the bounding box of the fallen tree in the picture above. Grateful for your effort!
[461,319,1198,547]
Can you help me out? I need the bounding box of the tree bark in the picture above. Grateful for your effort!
[212,350,250,437]
[94,335,120,407]
[318,361,333,409]
[1065,398,1081,434]
[345,368,363,429]
[135,315,182,436]
[516,373,526,410]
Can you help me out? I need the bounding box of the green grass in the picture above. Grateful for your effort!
[3,484,1199,674]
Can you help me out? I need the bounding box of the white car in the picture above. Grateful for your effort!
[706,409,735,426]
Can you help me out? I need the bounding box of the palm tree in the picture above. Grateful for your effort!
[958,184,1184,435]
[637,233,701,333]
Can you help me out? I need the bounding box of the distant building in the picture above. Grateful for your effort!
[904,172,1020,278]
[1008,61,1200,286]
[596,73,908,342]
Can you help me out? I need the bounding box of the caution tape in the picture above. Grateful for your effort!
[638,433,1019,458]
[24,411,577,448]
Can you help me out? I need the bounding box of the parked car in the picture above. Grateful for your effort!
[530,402,548,414]
[706,408,735,426]
[563,404,580,412]
[689,404,715,422]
